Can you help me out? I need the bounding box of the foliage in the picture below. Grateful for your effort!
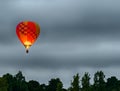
[0,71,120,91]
[93,71,106,91]
[56,81,63,91]
[47,78,63,91]
[28,80,40,91]
[106,76,120,91]
[0,77,8,91]
[70,73,80,91]
[81,72,91,91]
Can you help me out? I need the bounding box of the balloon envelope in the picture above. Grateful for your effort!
[16,21,40,53]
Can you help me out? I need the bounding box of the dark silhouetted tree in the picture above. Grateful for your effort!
[39,84,47,91]
[81,72,91,91]
[15,71,25,81]
[13,71,28,91]
[106,76,120,91]
[93,71,106,91]
[3,73,14,91]
[56,81,63,91]
[28,80,40,91]
[69,73,80,91]
[47,78,62,91]
[2,70,120,91]
[0,77,7,91]
[63,88,67,91]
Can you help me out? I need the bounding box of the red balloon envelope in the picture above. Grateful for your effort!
[16,21,40,53]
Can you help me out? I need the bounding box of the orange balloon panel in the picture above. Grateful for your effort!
[16,21,40,52]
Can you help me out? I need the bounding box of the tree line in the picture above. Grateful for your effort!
[0,71,120,91]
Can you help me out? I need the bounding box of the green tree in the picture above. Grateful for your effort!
[13,71,28,91]
[63,88,67,91]
[106,76,119,91]
[3,73,14,91]
[56,82,63,91]
[81,72,91,91]
[47,78,62,91]
[15,71,25,81]
[70,73,80,91]
[0,77,8,91]
[39,84,47,91]
[93,71,106,91]
[28,80,40,91]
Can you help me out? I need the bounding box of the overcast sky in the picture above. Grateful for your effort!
[0,0,120,88]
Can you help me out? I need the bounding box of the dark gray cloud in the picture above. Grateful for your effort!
[0,0,120,88]
[0,0,120,44]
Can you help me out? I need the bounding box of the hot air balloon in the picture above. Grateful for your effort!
[16,21,40,53]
